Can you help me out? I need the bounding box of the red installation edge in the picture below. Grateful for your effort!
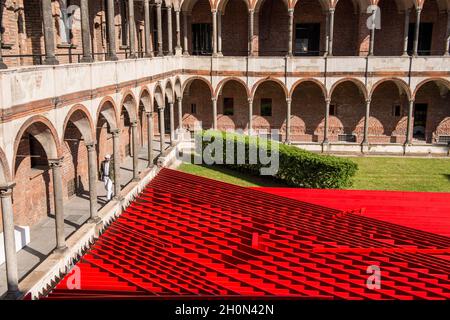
[41,169,450,300]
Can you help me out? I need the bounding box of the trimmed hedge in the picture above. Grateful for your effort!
[197,130,358,189]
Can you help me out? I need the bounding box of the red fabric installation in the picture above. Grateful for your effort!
[43,169,450,300]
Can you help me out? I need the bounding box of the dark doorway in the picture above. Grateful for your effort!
[164,101,171,134]
[408,23,433,55]
[192,23,212,55]
[413,103,427,140]
[295,24,320,56]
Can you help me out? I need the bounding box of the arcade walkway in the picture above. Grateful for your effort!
[0,140,169,297]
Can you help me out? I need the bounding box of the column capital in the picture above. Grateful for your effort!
[211,9,217,14]
[409,98,415,104]
[366,98,372,104]
[48,157,64,167]
[325,98,331,103]
[286,98,292,103]
[248,98,254,104]
[288,8,294,15]
[158,105,165,111]
[0,183,16,197]
[85,141,97,149]
[416,7,422,13]
[111,128,121,136]
[177,96,183,102]
[211,97,218,102]
[146,111,154,117]
[329,7,335,13]
[131,120,138,127]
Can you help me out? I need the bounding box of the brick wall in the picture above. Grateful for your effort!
[221,0,248,56]
[217,80,249,130]
[182,79,213,130]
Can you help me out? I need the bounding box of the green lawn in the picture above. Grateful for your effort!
[178,157,450,192]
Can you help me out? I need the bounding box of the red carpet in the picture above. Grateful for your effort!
[42,169,450,300]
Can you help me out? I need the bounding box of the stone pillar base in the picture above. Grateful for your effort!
[2,290,22,300]
[361,142,370,154]
[53,246,68,255]
[43,57,59,65]
[321,141,330,153]
[80,56,94,63]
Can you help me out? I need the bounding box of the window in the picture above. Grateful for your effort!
[393,105,401,117]
[223,98,234,116]
[329,105,337,116]
[295,24,320,56]
[407,23,433,55]
[192,23,212,55]
[191,104,197,114]
[120,0,128,47]
[260,98,272,117]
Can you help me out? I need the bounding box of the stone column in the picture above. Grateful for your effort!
[362,99,371,145]
[175,9,182,55]
[111,129,122,198]
[406,99,414,144]
[86,143,99,222]
[127,0,137,58]
[402,9,411,56]
[212,10,218,56]
[323,98,331,143]
[147,112,154,166]
[169,102,175,145]
[248,9,254,55]
[131,121,140,181]
[0,15,7,69]
[217,12,223,56]
[212,97,218,129]
[368,9,376,56]
[285,98,292,143]
[80,0,93,63]
[183,12,190,55]
[144,0,154,57]
[177,97,183,132]
[106,0,118,61]
[328,8,335,56]
[445,11,450,56]
[158,107,166,153]
[167,5,174,55]
[413,7,422,56]
[0,183,19,297]
[42,0,59,65]
[248,98,253,135]
[156,0,164,56]
[287,8,294,57]
[211,9,217,56]
[324,11,330,56]
[49,158,66,252]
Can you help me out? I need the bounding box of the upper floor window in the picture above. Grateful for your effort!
[223,98,234,116]
[58,0,72,44]
[295,24,320,56]
[261,98,272,117]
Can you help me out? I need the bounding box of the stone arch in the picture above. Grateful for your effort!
[13,116,61,170]
[181,77,214,130]
[62,104,96,145]
[290,80,328,142]
[329,78,368,100]
[174,77,182,99]
[254,0,289,12]
[139,87,153,112]
[251,78,288,99]
[97,97,119,130]
[413,78,450,99]
[252,78,289,139]
[182,76,215,98]
[216,78,251,131]
[181,0,214,12]
[217,0,250,11]
[165,80,175,104]
[329,78,368,142]
[369,78,412,143]
[215,77,250,98]
[413,78,450,143]
[154,84,165,109]
[121,92,138,122]
[289,78,327,99]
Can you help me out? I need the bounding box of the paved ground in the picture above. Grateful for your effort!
[0,139,169,296]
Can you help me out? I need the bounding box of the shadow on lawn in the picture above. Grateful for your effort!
[195,164,288,188]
